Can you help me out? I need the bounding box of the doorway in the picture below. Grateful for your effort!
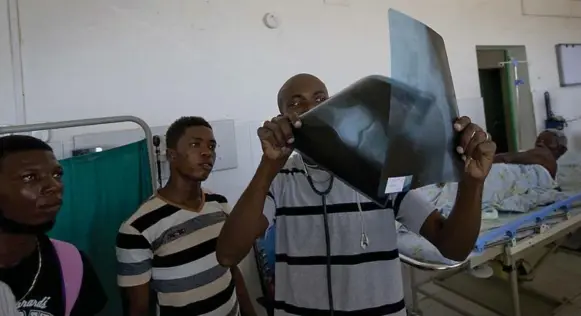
[479,67,510,153]
[476,46,537,153]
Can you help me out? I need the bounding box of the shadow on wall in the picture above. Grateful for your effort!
[569,131,581,155]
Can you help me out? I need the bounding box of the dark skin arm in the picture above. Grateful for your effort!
[122,284,151,316]
[420,179,484,261]
[419,117,496,261]
[494,148,557,178]
[216,158,282,267]
[231,266,256,316]
[494,148,543,165]
[217,114,298,267]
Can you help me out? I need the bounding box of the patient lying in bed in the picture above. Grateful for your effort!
[418,129,570,220]
[397,130,571,265]
[493,129,567,179]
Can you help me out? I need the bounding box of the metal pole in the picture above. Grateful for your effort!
[399,253,467,271]
[0,116,157,192]
[499,58,528,110]
[513,61,520,108]
[503,245,522,316]
[408,266,422,316]
[499,58,528,151]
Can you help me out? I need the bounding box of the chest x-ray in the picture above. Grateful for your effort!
[293,9,463,207]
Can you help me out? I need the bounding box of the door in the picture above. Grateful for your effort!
[479,68,509,154]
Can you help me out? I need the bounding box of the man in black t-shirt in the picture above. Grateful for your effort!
[0,135,107,316]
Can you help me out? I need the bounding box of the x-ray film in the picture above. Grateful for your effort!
[387,9,463,189]
[293,10,463,207]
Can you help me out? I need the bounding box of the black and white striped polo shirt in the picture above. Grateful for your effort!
[116,192,239,316]
[263,154,435,316]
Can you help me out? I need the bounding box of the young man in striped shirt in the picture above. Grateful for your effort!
[116,117,255,316]
[217,74,497,315]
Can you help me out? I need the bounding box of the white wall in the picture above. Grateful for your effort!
[2,0,581,313]
[2,0,581,148]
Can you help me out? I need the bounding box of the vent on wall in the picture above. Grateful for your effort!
[323,0,349,6]
[521,0,581,18]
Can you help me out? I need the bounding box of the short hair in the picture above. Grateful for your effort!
[165,116,212,149]
[0,135,53,164]
[277,73,325,108]
[544,129,568,148]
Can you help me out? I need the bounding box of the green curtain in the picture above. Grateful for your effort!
[49,140,153,316]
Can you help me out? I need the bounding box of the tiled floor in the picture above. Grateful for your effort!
[406,249,581,316]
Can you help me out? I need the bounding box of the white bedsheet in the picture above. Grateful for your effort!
[416,163,569,220]
[397,221,460,265]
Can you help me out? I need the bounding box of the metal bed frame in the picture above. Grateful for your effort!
[404,192,581,316]
[0,115,157,191]
[253,240,275,316]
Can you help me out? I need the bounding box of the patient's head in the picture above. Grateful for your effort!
[166,116,216,182]
[277,73,329,115]
[536,129,567,159]
[0,135,63,235]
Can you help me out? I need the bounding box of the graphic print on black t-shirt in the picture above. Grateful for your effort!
[0,235,107,316]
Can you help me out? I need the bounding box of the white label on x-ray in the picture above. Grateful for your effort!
[385,176,409,194]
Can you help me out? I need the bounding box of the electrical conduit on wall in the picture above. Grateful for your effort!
[503,55,520,151]
[7,0,26,125]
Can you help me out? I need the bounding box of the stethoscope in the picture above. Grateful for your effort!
[298,156,370,316]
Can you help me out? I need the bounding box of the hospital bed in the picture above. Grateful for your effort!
[401,161,581,316]
[402,194,581,316]
[253,162,581,316]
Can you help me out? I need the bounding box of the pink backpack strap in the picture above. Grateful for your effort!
[50,239,84,316]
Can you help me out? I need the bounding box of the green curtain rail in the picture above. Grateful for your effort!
[0,115,157,191]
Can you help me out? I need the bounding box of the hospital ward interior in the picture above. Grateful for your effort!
[2,0,581,316]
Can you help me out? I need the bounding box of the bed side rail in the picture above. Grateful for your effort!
[475,192,581,252]
[399,253,468,271]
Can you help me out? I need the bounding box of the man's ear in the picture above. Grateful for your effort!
[561,146,568,156]
[166,148,177,161]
